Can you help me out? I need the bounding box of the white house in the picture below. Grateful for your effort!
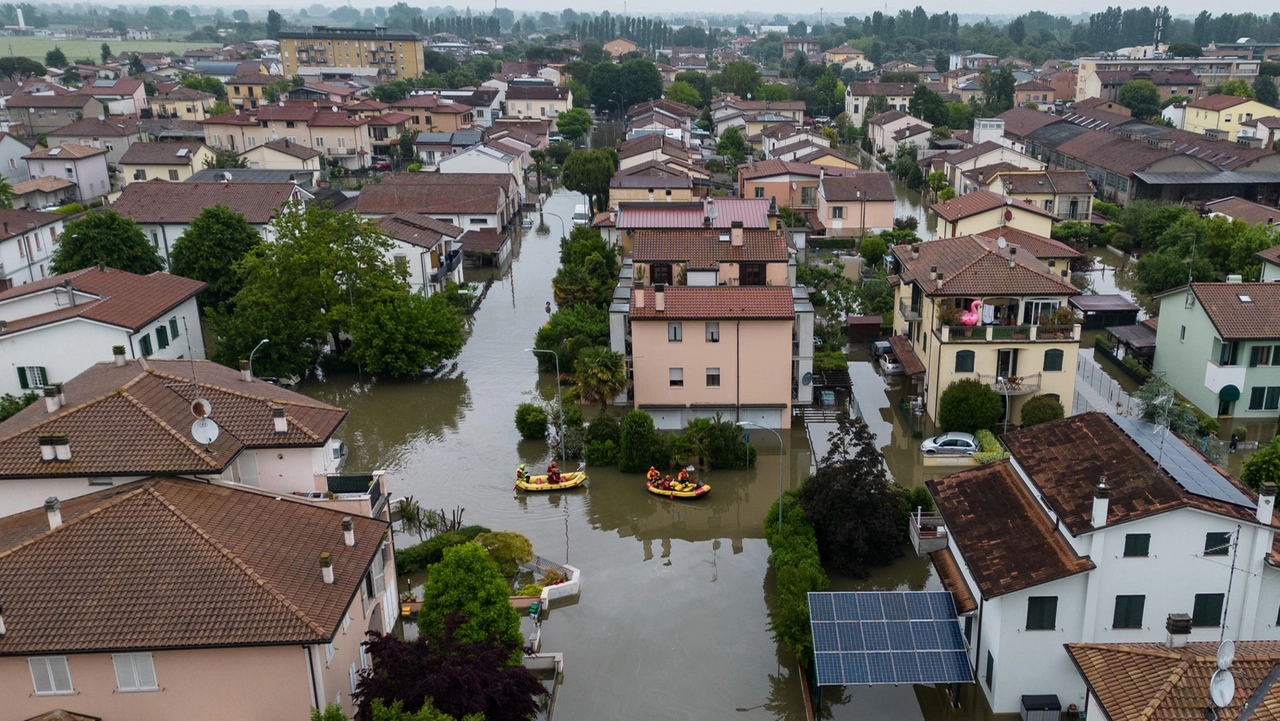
[0,132,33,185]
[0,209,68,289]
[438,143,526,204]
[23,144,112,204]
[923,412,1280,715]
[845,82,918,127]
[126,25,154,40]
[867,110,933,155]
[0,266,205,399]
[375,212,464,296]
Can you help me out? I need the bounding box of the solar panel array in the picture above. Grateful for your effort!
[1112,415,1256,509]
[808,592,974,686]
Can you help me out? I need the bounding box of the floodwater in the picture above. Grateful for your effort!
[891,178,939,240]
[300,189,1005,720]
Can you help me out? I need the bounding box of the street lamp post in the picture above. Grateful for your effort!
[542,211,567,242]
[527,348,566,465]
[248,339,269,381]
[739,421,784,532]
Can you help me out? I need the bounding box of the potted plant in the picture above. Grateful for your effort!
[633,265,646,287]
[937,303,961,328]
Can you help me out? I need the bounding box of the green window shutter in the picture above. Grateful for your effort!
[169,317,179,339]
[1113,595,1145,628]
[139,335,153,357]
[1250,346,1261,367]
[1205,532,1231,556]
[156,326,169,350]
[1123,533,1150,557]
[18,367,28,390]
[1192,593,1224,627]
[955,350,974,373]
[1044,349,1064,372]
[1251,387,1266,410]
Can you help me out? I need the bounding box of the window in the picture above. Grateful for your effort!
[1025,596,1057,630]
[29,657,73,695]
[1205,532,1232,556]
[113,653,158,692]
[350,661,359,695]
[315,137,325,147]
[1180,325,1186,341]
[139,334,153,357]
[669,368,684,387]
[1113,595,1145,628]
[17,366,48,390]
[831,206,844,219]
[706,367,721,387]
[169,317,180,339]
[168,169,179,181]
[954,350,975,373]
[64,164,74,179]
[706,322,720,342]
[754,186,764,198]
[668,322,683,342]
[1219,340,1240,366]
[338,137,346,148]
[649,262,673,286]
[801,186,816,206]
[985,651,994,691]
[1251,345,1274,367]
[156,325,169,350]
[1123,533,1151,557]
[1193,593,1225,627]
[325,642,336,663]
[1044,349,1064,372]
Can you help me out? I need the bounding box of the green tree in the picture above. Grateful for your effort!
[1133,376,1200,437]
[128,54,145,76]
[716,125,750,167]
[203,149,248,169]
[618,58,663,108]
[418,543,523,653]
[574,346,627,409]
[50,211,163,275]
[562,149,614,213]
[555,107,593,142]
[797,413,906,577]
[473,531,534,577]
[0,57,47,81]
[587,61,622,114]
[619,409,659,472]
[181,74,226,100]
[1020,395,1065,427]
[859,235,887,267]
[533,303,609,372]
[100,43,111,63]
[909,84,948,125]
[714,60,762,98]
[1254,76,1279,108]
[514,402,549,440]
[937,379,1004,434]
[673,71,711,106]
[310,703,346,721]
[754,83,790,101]
[1117,79,1161,118]
[551,263,597,308]
[0,392,38,422]
[168,205,262,311]
[1167,42,1202,58]
[45,46,66,67]
[1135,249,1212,294]
[399,130,416,160]
[864,93,891,120]
[1052,220,1099,247]
[946,100,974,129]
[0,177,12,209]
[665,80,702,107]
[1007,17,1026,45]
[370,699,480,721]
[347,290,465,376]
[980,65,1016,114]
[1243,436,1280,491]
[266,9,282,39]
[1217,78,1256,99]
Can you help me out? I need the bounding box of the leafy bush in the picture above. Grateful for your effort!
[813,350,850,372]
[584,412,622,465]
[1020,395,1065,428]
[619,409,659,472]
[897,485,936,539]
[515,584,543,597]
[972,429,1010,464]
[1122,355,1153,380]
[0,391,38,422]
[473,531,534,577]
[1243,437,1280,490]
[858,235,887,267]
[1234,427,1249,441]
[584,439,619,466]
[394,525,491,574]
[937,379,1004,434]
[764,490,828,662]
[1198,417,1221,438]
[514,403,549,440]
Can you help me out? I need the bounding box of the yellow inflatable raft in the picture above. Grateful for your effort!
[515,471,587,491]
[646,481,710,498]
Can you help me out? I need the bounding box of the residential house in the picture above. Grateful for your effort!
[186,168,324,189]
[0,210,66,289]
[0,476,394,720]
[238,138,325,170]
[627,111,687,145]
[289,82,360,105]
[0,266,204,400]
[606,198,775,255]
[789,146,861,171]
[949,51,999,70]
[761,124,829,159]
[1014,81,1056,106]
[355,173,515,229]
[22,145,110,205]
[459,228,511,268]
[822,45,865,65]
[844,83,918,127]
[937,141,1046,194]
[227,73,277,110]
[1205,196,1280,227]
[1184,94,1280,141]
[984,170,1095,221]
[437,143,526,204]
[921,411,1280,713]
[278,25,426,81]
[119,141,215,186]
[619,134,689,171]
[305,107,372,170]
[609,173,695,206]
[931,189,1059,238]
[815,173,896,238]
[150,87,218,121]
[737,160,846,223]
[413,130,484,167]
[0,132,33,185]
[868,110,933,155]
[389,94,476,134]
[201,105,372,171]
[603,36,639,57]
[375,212,464,296]
[995,107,1065,153]
[1153,282,1280,420]
[413,88,500,127]
[782,38,821,60]
[112,182,307,263]
[625,99,698,135]
[125,25,153,39]
[1083,69,1201,104]
[505,85,572,129]
[45,116,146,186]
[1238,116,1280,149]
[5,96,104,139]
[9,177,76,210]
[972,226,1083,272]
[365,111,412,157]
[75,78,146,116]
[1075,55,1259,102]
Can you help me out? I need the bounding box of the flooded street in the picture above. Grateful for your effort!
[300,189,1003,719]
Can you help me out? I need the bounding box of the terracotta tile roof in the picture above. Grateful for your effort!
[366,111,412,126]
[1258,245,1280,266]
[1002,413,1266,536]
[113,181,300,224]
[75,77,143,96]
[997,107,1063,139]
[974,227,1084,260]
[22,711,100,721]
[618,133,688,161]
[633,228,787,268]
[611,173,693,189]
[23,144,107,160]
[47,117,143,138]
[887,335,925,375]
[11,176,75,194]
[119,141,207,165]
[0,266,204,337]
[891,235,1078,297]
[355,183,504,215]
[154,86,216,102]
[892,123,932,141]
[376,212,461,249]
[631,112,680,128]
[6,95,97,109]
[626,98,699,119]
[616,199,770,230]
[938,141,1009,167]
[257,138,323,159]
[1067,642,1280,721]
[307,110,369,128]
[931,189,1059,222]
[928,549,976,614]
[0,209,62,238]
[253,104,320,122]
[926,461,1094,599]
[739,159,831,180]
[1187,282,1280,341]
[791,146,860,166]
[846,82,918,97]
[867,109,909,127]
[0,359,346,479]
[820,173,895,202]
[0,477,387,654]
[1207,196,1280,226]
[345,99,390,112]
[989,169,1094,195]
[458,229,509,252]
[200,110,258,126]
[1190,94,1250,111]
[630,286,794,320]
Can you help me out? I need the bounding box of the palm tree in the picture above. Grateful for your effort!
[574,346,628,410]
[529,149,547,196]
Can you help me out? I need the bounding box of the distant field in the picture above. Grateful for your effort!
[2,37,220,62]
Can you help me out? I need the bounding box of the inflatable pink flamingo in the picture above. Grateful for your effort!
[960,300,982,326]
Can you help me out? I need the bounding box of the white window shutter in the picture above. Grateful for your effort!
[49,657,72,693]
[135,653,157,689]
[29,658,52,694]
[349,661,358,694]
[113,654,137,690]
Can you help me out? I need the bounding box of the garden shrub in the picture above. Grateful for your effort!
[972,429,1010,464]
[394,525,491,574]
[619,410,659,472]
[813,350,850,372]
[1020,395,1065,428]
[514,403,549,440]
[516,584,543,597]
[937,379,1003,433]
[764,491,828,663]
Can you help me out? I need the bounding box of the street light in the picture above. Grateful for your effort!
[739,421,784,532]
[542,211,567,241]
[527,348,566,465]
[248,339,269,382]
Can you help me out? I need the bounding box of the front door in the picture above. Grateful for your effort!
[741,263,765,286]
[997,349,1019,378]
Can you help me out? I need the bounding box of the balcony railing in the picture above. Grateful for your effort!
[979,373,1041,395]
[899,296,921,321]
[909,512,949,556]
[325,147,357,156]
[937,324,1080,343]
[430,248,462,283]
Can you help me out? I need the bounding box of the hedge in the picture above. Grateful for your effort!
[764,491,829,664]
[972,429,1010,464]
[394,525,491,574]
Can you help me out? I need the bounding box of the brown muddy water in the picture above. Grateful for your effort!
[300,189,1010,720]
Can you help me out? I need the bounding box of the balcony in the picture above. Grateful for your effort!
[979,372,1041,395]
[325,147,357,156]
[909,512,949,556]
[294,471,388,518]
[430,248,462,283]
[936,324,1080,343]
[899,296,921,321]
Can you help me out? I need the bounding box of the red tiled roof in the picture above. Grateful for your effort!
[630,286,794,320]
[355,183,504,215]
[845,82,917,97]
[928,549,977,614]
[113,182,300,224]
[458,229,509,252]
[739,159,829,180]
[47,117,143,138]
[11,177,75,194]
[820,173,895,202]
[23,144,107,160]
[0,209,62,238]
[926,461,1095,600]
[1185,282,1280,341]
[997,107,1063,138]
[887,335,925,375]
[366,111,412,126]
[931,188,1060,222]
[376,212,461,249]
[891,234,1078,297]
[506,85,570,101]
[1207,196,1280,227]
[974,227,1084,260]
[1189,94,1250,111]
[200,110,258,126]
[6,95,97,109]
[0,266,204,337]
[618,133,688,161]
[118,141,207,165]
[633,228,786,268]
[75,78,142,96]
[256,138,323,159]
[0,477,387,654]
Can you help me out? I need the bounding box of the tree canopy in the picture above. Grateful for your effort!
[555,107,593,141]
[167,205,262,311]
[716,126,750,167]
[665,80,702,107]
[417,543,523,652]
[562,149,615,213]
[714,60,762,98]
[50,211,163,276]
[937,379,1004,433]
[44,46,66,67]
[1117,79,1161,118]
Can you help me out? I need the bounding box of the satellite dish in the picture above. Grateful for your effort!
[191,417,220,446]
[1218,639,1235,670]
[996,234,1007,249]
[191,398,213,419]
[1210,669,1236,708]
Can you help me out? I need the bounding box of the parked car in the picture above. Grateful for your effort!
[549,133,565,144]
[879,352,904,375]
[572,204,591,225]
[920,432,978,456]
[871,340,892,360]
[370,157,392,171]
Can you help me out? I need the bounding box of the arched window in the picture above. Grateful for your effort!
[955,350,975,373]
[1044,349,1064,372]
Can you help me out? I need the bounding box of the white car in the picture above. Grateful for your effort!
[572,204,591,225]
[921,432,978,456]
[879,352,904,375]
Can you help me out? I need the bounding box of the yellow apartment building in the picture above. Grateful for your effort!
[277,25,424,81]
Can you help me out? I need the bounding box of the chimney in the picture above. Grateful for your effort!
[703,214,712,227]
[911,244,920,260]
[935,271,945,291]
[1048,259,1056,269]
[730,220,744,247]
[654,283,665,312]
[53,382,65,407]
[1258,482,1277,526]
[320,552,334,584]
[1165,613,1192,648]
[1008,246,1017,268]
[342,517,356,546]
[112,345,127,366]
[44,385,60,413]
[44,497,62,530]
[1091,478,1111,528]
[634,287,646,308]
[272,406,288,434]
[240,359,252,383]
[768,196,779,230]
[929,265,938,281]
